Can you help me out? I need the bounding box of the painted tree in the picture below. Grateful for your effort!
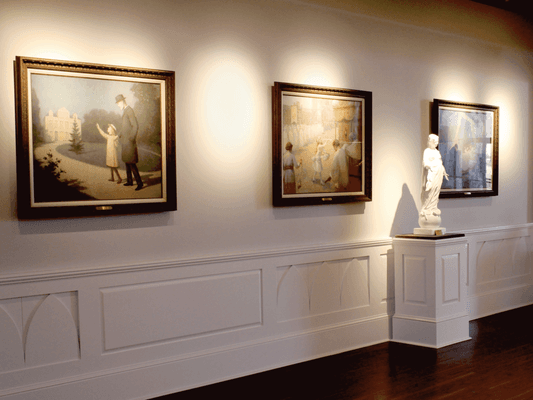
[69,119,84,154]
[31,88,44,146]
[131,82,161,149]
[131,82,162,171]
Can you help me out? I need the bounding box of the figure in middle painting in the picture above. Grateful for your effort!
[283,141,302,194]
[345,132,363,192]
[325,139,349,190]
[311,139,330,185]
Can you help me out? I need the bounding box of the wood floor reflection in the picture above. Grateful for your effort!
[155,305,533,400]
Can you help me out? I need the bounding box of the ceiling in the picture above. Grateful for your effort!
[470,0,532,22]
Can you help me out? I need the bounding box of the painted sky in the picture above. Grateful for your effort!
[31,73,140,123]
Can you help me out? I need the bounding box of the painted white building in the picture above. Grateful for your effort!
[43,107,81,142]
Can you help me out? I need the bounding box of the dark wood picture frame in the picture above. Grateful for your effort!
[432,99,499,198]
[272,82,372,207]
[14,56,176,219]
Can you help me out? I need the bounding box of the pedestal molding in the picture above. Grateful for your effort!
[394,236,467,247]
[393,311,469,324]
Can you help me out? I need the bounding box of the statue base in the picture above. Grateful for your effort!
[416,213,444,235]
[413,227,446,235]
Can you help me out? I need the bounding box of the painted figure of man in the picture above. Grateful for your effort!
[326,139,349,190]
[345,132,362,192]
[283,141,301,194]
[116,94,143,190]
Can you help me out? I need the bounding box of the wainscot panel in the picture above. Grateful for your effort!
[463,224,533,319]
[101,271,262,351]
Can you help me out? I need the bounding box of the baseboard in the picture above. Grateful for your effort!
[467,283,533,320]
[0,315,390,400]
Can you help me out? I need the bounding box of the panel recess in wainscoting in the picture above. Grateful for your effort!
[464,225,533,319]
[0,292,79,373]
[276,257,371,322]
[101,270,262,351]
[473,233,531,294]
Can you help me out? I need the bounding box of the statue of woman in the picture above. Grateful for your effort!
[417,134,448,232]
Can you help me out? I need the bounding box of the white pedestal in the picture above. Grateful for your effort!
[392,234,471,348]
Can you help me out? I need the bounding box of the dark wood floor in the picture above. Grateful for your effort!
[155,305,533,399]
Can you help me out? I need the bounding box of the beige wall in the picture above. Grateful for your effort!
[0,0,531,275]
[1,1,532,398]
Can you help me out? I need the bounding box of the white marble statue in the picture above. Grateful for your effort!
[414,134,449,235]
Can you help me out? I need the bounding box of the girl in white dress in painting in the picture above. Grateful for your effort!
[312,139,329,185]
[96,123,122,184]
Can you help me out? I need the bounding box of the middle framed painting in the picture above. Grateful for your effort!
[272,82,372,206]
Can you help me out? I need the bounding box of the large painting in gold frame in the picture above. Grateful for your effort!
[14,56,176,218]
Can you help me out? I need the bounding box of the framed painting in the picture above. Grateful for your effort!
[14,56,176,219]
[272,82,372,207]
[432,99,499,198]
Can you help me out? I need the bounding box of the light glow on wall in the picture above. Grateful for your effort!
[184,40,267,203]
[485,78,528,191]
[2,1,162,68]
[201,58,256,161]
[279,45,346,87]
[430,64,476,102]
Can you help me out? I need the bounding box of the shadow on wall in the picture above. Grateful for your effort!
[390,183,418,236]
[17,211,175,235]
[272,201,366,221]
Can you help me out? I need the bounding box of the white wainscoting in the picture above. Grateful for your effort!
[0,239,392,400]
[0,292,79,373]
[101,271,262,351]
[464,224,533,319]
[0,225,532,400]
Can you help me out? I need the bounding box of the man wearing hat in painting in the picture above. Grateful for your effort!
[116,94,143,190]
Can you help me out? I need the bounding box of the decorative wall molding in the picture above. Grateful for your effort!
[462,223,533,319]
[0,292,79,373]
[277,257,371,322]
[101,271,262,351]
[0,238,393,286]
[459,223,533,236]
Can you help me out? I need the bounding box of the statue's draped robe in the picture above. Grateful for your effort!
[421,148,445,216]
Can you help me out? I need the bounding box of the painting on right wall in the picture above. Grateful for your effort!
[432,99,499,198]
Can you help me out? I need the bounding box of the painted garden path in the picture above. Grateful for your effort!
[34,142,163,201]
